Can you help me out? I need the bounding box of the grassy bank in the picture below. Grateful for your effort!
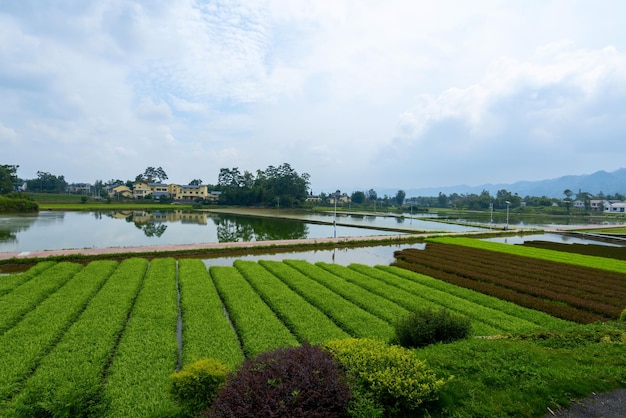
[0,196,38,213]
[419,322,626,417]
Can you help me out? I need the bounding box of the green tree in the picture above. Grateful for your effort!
[437,192,448,208]
[138,166,168,183]
[0,164,19,194]
[27,171,68,193]
[189,179,203,186]
[395,190,406,206]
[351,191,366,204]
[563,189,573,213]
[367,189,378,202]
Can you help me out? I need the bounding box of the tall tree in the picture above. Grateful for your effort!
[351,191,366,204]
[395,190,406,206]
[138,166,168,183]
[0,164,19,194]
[27,171,67,193]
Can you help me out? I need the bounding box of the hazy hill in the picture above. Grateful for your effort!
[403,168,626,198]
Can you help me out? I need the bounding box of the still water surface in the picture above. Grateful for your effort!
[0,210,477,254]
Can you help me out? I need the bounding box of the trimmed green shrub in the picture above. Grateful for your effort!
[323,338,447,416]
[620,308,626,323]
[208,343,351,417]
[394,307,471,348]
[169,358,230,415]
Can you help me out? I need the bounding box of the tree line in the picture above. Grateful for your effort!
[3,163,625,212]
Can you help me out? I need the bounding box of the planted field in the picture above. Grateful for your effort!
[394,241,626,323]
[0,257,572,416]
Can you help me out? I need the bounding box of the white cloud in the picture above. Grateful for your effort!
[0,123,17,143]
[3,0,626,190]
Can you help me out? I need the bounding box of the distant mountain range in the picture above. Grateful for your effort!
[402,168,626,198]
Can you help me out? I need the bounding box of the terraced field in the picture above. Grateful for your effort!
[0,257,571,416]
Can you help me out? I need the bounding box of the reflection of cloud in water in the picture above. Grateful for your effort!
[203,243,426,267]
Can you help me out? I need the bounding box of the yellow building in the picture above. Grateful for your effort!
[169,184,209,201]
[132,182,216,201]
[133,182,171,199]
[109,185,133,199]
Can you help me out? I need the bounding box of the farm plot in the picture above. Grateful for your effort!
[0,255,592,417]
[393,241,626,323]
[317,262,549,335]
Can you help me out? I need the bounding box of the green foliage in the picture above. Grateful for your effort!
[324,338,447,416]
[234,260,349,343]
[178,260,244,368]
[619,308,626,323]
[104,258,179,416]
[217,163,310,207]
[209,343,352,417]
[259,260,395,341]
[169,358,230,415]
[0,195,38,213]
[418,323,626,417]
[27,171,67,193]
[394,308,472,348]
[210,265,298,357]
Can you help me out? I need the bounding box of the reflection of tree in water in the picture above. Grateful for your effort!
[0,215,39,243]
[135,223,168,237]
[214,215,308,242]
[0,230,17,243]
[215,218,255,242]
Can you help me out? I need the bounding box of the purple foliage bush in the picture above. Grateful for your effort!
[207,343,351,417]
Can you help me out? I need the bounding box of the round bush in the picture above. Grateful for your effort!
[394,307,471,348]
[323,338,447,415]
[620,308,626,322]
[168,358,230,415]
[208,343,351,417]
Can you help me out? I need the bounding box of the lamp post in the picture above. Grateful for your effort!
[505,200,511,230]
[334,190,340,238]
[489,203,493,228]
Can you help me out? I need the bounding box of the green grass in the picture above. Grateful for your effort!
[417,322,626,417]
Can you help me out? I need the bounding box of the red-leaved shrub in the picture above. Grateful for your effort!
[207,343,351,417]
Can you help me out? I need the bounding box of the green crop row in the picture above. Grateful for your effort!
[429,237,626,274]
[0,262,83,334]
[234,260,349,344]
[317,262,502,336]
[0,261,56,297]
[0,261,113,402]
[210,265,298,357]
[341,263,542,335]
[178,259,244,368]
[258,260,395,341]
[6,260,138,417]
[104,258,179,417]
[375,265,569,329]
[283,259,409,324]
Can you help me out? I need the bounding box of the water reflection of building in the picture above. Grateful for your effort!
[126,210,210,225]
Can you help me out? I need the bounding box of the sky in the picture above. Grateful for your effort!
[2,0,626,195]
